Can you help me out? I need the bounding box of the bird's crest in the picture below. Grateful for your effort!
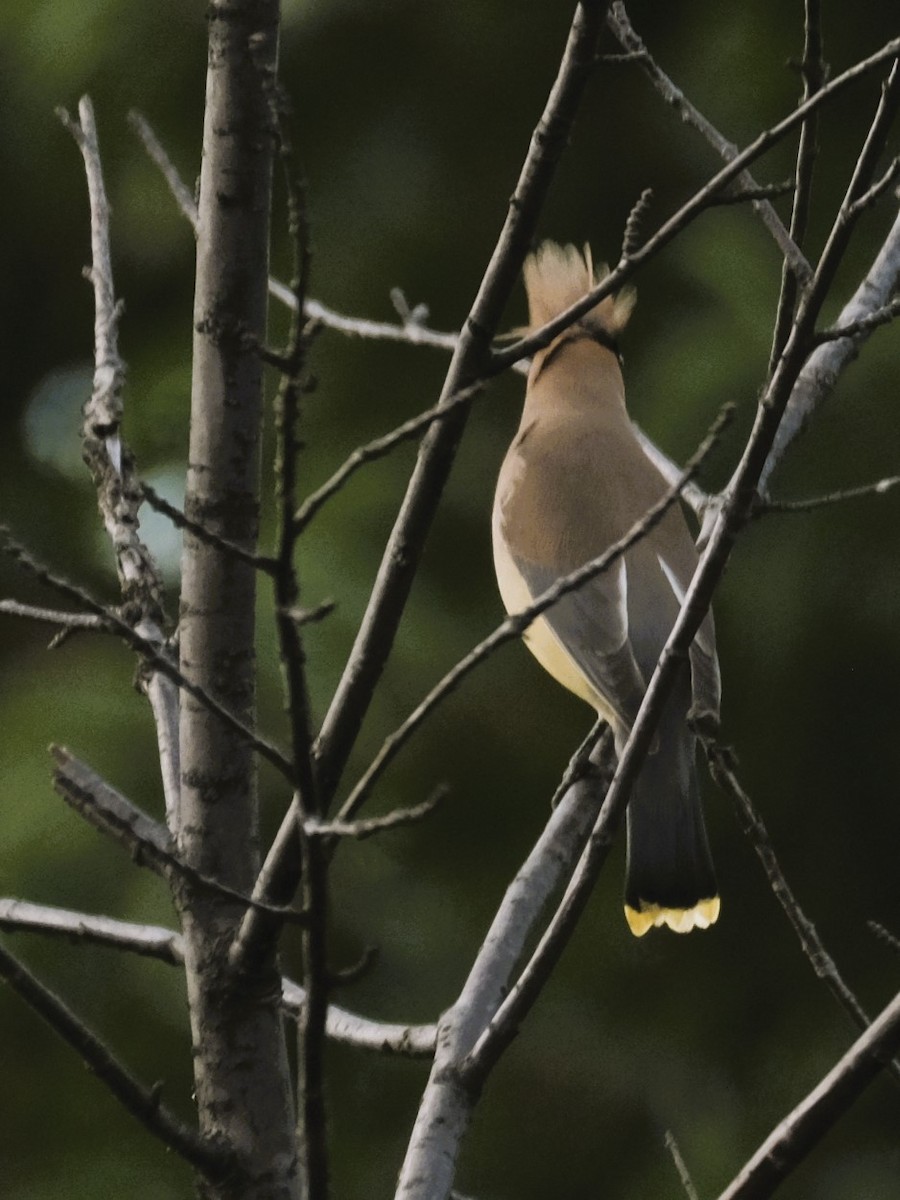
[523,241,635,345]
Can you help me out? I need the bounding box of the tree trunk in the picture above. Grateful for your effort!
[176,2,299,1197]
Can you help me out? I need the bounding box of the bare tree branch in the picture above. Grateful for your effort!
[680,199,900,533]
[395,735,614,1200]
[127,109,199,230]
[283,982,437,1057]
[715,988,900,1200]
[261,79,332,1198]
[128,107,463,357]
[57,96,181,831]
[0,899,184,963]
[606,3,812,281]
[756,473,900,515]
[281,599,337,627]
[816,294,900,342]
[0,530,295,783]
[56,99,130,511]
[768,0,826,372]
[0,899,437,1058]
[230,0,613,984]
[267,81,319,814]
[0,937,227,1178]
[621,186,654,257]
[0,600,109,631]
[51,745,174,875]
[869,922,900,957]
[702,739,900,1088]
[303,294,461,355]
[665,1130,701,1200]
[305,785,447,841]
[713,178,796,207]
[632,427,714,519]
[315,0,612,800]
[548,720,606,808]
[845,154,900,219]
[760,208,900,490]
[493,36,900,379]
[803,59,900,317]
[293,382,485,533]
[51,747,307,923]
[141,484,277,573]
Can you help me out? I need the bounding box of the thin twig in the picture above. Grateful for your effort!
[293,382,484,533]
[715,988,900,1200]
[0,938,227,1178]
[0,600,109,631]
[51,745,173,878]
[285,980,438,1056]
[606,3,813,283]
[325,945,379,989]
[665,1130,701,1200]
[634,426,714,519]
[815,295,900,342]
[305,785,447,841]
[280,599,337,627]
[755,474,900,515]
[127,110,199,228]
[711,178,795,207]
[0,899,437,1057]
[0,530,295,783]
[869,922,900,957]
[702,738,900,1088]
[0,899,183,964]
[267,77,319,815]
[142,484,277,573]
[549,721,605,808]
[51,747,308,924]
[769,0,826,372]
[804,58,900,317]
[337,405,732,825]
[128,107,462,356]
[261,77,330,1200]
[58,96,180,827]
[56,99,129,495]
[493,35,900,376]
[621,186,653,257]
[306,295,460,354]
[846,154,900,219]
[760,169,900,489]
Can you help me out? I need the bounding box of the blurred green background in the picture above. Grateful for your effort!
[2,2,899,1197]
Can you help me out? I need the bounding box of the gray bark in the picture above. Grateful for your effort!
[175,2,299,1197]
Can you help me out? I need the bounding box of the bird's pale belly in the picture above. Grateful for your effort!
[492,523,621,728]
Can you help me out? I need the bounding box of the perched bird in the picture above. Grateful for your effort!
[492,241,720,936]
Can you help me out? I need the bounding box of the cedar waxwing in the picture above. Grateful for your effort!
[492,242,721,936]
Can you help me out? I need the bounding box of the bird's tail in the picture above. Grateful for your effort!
[622,672,719,936]
[523,241,635,342]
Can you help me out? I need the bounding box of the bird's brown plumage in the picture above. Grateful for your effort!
[492,242,720,935]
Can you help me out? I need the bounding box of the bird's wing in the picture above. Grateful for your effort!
[511,553,647,729]
[654,550,721,720]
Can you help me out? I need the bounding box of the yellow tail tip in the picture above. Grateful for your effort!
[625,896,721,937]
